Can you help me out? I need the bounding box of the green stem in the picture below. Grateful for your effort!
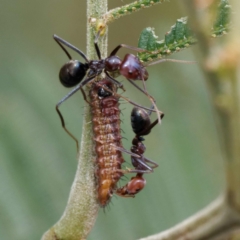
[103,0,167,24]
[41,1,108,239]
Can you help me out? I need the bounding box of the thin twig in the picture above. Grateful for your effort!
[101,0,167,25]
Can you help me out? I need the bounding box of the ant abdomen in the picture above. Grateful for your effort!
[59,60,87,88]
[131,107,151,135]
[120,54,149,81]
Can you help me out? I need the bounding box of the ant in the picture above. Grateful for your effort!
[112,106,164,197]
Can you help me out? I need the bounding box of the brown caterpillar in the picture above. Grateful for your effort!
[90,79,162,207]
[89,79,124,207]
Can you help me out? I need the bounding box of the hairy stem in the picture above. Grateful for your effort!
[41,1,108,239]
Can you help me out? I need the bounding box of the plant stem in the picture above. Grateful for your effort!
[41,1,108,239]
[102,0,167,24]
[139,194,240,240]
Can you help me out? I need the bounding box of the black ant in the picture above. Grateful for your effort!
[112,106,164,197]
[53,33,163,149]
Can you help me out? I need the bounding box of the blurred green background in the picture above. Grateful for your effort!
[0,1,225,239]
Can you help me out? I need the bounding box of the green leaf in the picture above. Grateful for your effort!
[137,27,156,51]
[138,17,197,62]
[138,0,232,63]
[212,0,231,37]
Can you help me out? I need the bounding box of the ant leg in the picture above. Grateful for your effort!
[56,76,96,151]
[110,144,155,171]
[144,104,155,116]
[110,44,146,57]
[137,118,159,137]
[146,58,196,67]
[56,75,95,107]
[56,105,79,151]
[141,77,162,125]
[53,35,89,63]
[98,84,164,115]
[131,157,154,172]
[127,78,162,124]
[110,144,141,158]
[126,98,163,117]
[115,192,135,198]
[117,168,152,174]
[79,87,92,106]
[142,156,159,168]
[105,71,125,91]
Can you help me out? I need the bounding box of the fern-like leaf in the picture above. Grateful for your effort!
[138,0,231,63]
[212,0,231,37]
[138,17,196,62]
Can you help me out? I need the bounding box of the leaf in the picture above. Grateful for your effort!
[138,0,232,63]
[137,18,197,63]
[212,0,231,37]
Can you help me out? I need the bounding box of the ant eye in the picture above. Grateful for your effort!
[59,60,87,88]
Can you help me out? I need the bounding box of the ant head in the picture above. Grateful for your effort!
[59,60,88,88]
[120,54,148,81]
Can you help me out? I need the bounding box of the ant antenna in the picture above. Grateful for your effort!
[109,44,146,57]
[146,104,155,116]
[94,31,102,60]
[97,82,164,119]
[126,78,162,124]
[146,58,196,67]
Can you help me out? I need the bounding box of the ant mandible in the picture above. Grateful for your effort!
[113,106,164,197]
